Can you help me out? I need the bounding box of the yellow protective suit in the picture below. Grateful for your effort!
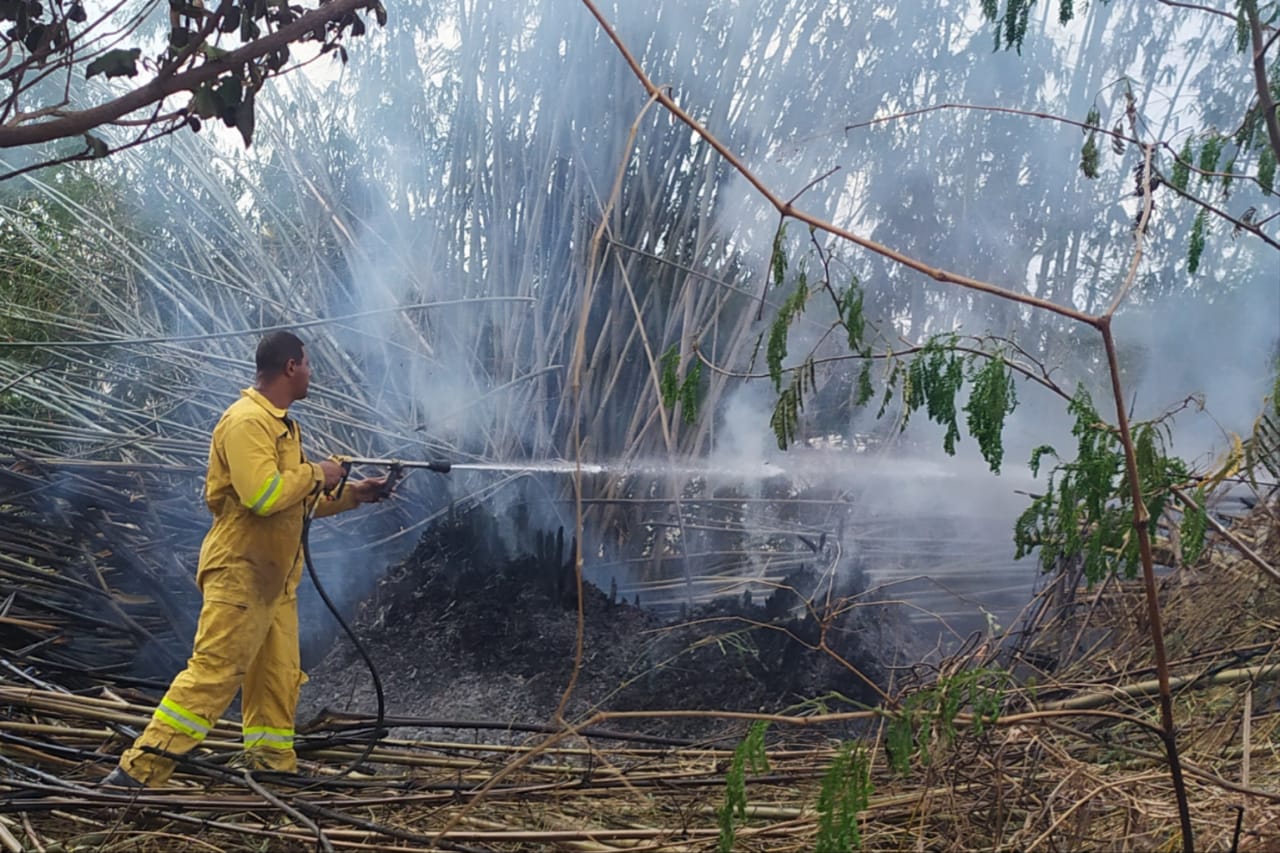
[121,388,357,786]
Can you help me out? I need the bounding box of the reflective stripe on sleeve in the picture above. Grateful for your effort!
[243,726,294,750]
[153,698,212,740]
[247,472,283,515]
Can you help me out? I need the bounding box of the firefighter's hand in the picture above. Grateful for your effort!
[346,476,391,504]
[317,460,344,491]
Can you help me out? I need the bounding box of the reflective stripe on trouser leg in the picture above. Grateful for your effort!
[120,574,273,786]
[243,725,294,749]
[154,698,212,739]
[240,592,304,772]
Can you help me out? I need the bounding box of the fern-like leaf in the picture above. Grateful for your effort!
[1259,146,1276,195]
[659,345,680,409]
[1187,207,1207,274]
[1171,138,1192,192]
[680,360,702,425]
[815,743,872,852]
[718,722,770,853]
[964,355,1018,473]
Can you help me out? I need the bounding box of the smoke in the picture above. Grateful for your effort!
[1114,262,1280,464]
[4,0,1276,660]
[231,0,1280,642]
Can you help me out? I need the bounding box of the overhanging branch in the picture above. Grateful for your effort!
[1245,0,1280,166]
[0,0,373,149]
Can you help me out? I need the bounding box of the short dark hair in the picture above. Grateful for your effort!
[255,331,306,376]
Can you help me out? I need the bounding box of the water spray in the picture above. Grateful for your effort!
[330,454,799,482]
[331,455,615,497]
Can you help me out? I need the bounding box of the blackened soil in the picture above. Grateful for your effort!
[301,505,901,744]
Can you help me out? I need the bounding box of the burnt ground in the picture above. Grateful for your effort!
[299,504,911,745]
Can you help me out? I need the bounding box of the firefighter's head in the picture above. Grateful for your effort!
[255,330,312,402]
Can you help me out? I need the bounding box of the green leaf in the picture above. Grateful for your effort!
[1005,0,1031,52]
[855,363,874,407]
[82,133,108,159]
[85,47,141,79]
[266,46,290,71]
[815,742,872,852]
[215,74,243,108]
[839,275,872,357]
[191,83,219,119]
[220,5,241,33]
[1080,104,1101,165]
[236,86,256,147]
[1028,444,1057,477]
[903,338,964,455]
[766,270,808,391]
[963,355,1018,473]
[680,359,702,425]
[1187,207,1207,274]
[769,221,788,289]
[1259,146,1276,195]
[659,345,680,409]
[770,385,798,450]
[1171,138,1192,192]
[770,365,815,451]
[1197,136,1222,176]
[1080,131,1100,179]
[876,373,895,420]
[886,712,914,776]
[718,722,770,853]
[1013,385,1193,585]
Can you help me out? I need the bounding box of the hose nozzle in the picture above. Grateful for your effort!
[332,455,453,476]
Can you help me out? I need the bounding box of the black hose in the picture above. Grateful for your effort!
[299,492,385,783]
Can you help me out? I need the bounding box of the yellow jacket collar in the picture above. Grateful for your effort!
[242,387,289,419]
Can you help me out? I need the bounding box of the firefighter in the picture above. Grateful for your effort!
[102,331,387,787]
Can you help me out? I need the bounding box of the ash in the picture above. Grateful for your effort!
[300,504,907,744]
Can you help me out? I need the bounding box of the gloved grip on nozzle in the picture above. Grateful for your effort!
[332,457,353,500]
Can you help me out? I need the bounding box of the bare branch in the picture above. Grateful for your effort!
[848,101,1280,213]
[1244,0,1280,166]
[847,101,1280,251]
[578,0,1096,327]
[690,335,1073,401]
[1155,0,1273,27]
[1107,145,1157,316]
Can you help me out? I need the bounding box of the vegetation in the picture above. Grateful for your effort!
[0,0,385,177]
[0,0,1277,850]
[579,1,1278,850]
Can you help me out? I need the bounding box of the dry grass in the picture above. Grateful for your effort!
[2,500,1278,851]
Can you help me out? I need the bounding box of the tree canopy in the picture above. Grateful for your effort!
[0,0,385,177]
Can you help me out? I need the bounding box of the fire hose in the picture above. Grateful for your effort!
[299,455,452,783]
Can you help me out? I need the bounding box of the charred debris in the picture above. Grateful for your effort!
[0,455,902,729]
